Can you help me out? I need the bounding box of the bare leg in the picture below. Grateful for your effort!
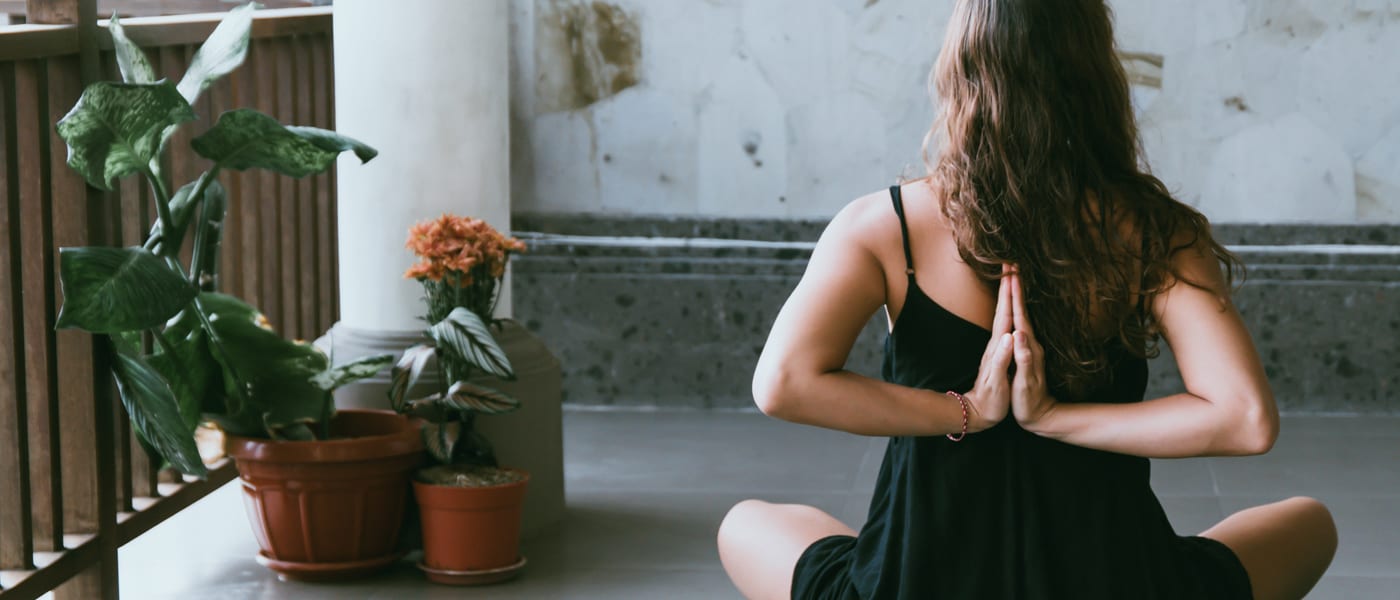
[1199,496,1338,600]
[718,500,857,600]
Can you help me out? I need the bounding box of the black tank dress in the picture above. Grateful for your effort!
[790,186,1252,599]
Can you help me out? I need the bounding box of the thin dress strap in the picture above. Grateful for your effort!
[889,185,915,276]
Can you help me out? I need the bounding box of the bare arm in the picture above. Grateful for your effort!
[751,196,1013,436]
[1016,240,1279,457]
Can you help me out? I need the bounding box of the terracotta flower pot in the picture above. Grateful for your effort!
[225,409,424,581]
[413,469,530,584]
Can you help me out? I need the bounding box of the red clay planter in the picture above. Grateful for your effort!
[225,409,424,581]
[413,469,530,585]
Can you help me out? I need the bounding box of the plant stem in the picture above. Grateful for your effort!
[152,328,178,356]
[143,165,177,259]
[186,169,220,287]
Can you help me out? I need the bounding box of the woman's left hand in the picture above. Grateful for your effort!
[1009,271,1058,431]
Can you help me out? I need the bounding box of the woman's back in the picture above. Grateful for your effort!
[806,185,1249,599]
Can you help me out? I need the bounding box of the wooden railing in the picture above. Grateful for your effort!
[0,5,337,599]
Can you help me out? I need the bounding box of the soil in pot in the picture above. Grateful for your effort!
[225,409,424,581]
[413,465,530,584]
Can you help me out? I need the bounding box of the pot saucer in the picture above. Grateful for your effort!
[256,550,405,582]
[417,555,527,586]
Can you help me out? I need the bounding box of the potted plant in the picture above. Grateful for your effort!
[52,4,422,580]
[389,214,531,585]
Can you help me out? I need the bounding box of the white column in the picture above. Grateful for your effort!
[334,0,512,331]
[324,0,564,539]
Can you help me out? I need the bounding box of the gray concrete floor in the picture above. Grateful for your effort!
[120,411,1400,599]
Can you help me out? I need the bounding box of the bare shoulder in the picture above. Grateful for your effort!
[822,187,900,243]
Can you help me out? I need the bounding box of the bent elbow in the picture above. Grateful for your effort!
[1230,394,1280,456]
[751,365,792,419]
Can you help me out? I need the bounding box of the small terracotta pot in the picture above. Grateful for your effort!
[413,468,530,582]
[225,409,424,581]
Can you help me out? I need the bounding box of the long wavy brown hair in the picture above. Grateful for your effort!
[923,0,1243,397]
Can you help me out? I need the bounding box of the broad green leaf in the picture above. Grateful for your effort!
[421,421,461,464]
[442,380,520,415]
[428,308,514,380]
[191,109,377,178]
[55,80,195,190]
[284,126,378,163]
[310,353,393,392]
[56,246,196,333]
[388,344,435,412]
[177,2,258,105]
[109,336,207,477]
[108,14,156,84]
[192,293,330,438]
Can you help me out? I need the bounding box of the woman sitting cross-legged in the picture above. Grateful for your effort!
[717,1,1338,598]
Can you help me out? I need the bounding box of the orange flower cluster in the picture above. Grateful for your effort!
[404,214,526,286]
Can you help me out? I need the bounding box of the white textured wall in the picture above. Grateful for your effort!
[509,0,1400,223]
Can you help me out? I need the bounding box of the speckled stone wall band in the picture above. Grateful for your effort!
[512,221,1399,413]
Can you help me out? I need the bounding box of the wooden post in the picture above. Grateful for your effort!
[23,0,76,24]
[32,1,118,599]
[0,61,36,573]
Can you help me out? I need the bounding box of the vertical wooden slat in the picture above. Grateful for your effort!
[14,58,63,555]
[292,37,315,338]
[272,38,298,339]
[51,4,121,591]
[48,53,110,600]
[310,33,333,333]
[0,60,36,573]
[324,31,338,324]
[251,40,282,332]
[49,54,98,535]
[232,41,259,307]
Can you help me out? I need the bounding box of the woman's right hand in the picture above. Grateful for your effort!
[963,264,1016,432]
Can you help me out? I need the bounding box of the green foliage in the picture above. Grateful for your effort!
[51,3,379,478]
[389,309,520,468]
[177,3,258,105]
[310,353,395,392]
[388,345,434,413]
[440,380,519,415]
[421,421,461,465]
[55,246,196,333]
[108,15,156,84]
[111,335,208,477]
[428,307,515,380]
[55,80,195,190]
[192,109,377,177]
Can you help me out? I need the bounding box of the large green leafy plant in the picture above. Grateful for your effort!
[54,4,389,478]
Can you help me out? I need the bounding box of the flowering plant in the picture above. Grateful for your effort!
[391,215,527,469]
[405,214,527,323]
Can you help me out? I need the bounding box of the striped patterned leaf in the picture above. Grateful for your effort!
[428,307,514,380]
[443,380,520,415]
[421,421,462,464]
[388,344,435,412]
